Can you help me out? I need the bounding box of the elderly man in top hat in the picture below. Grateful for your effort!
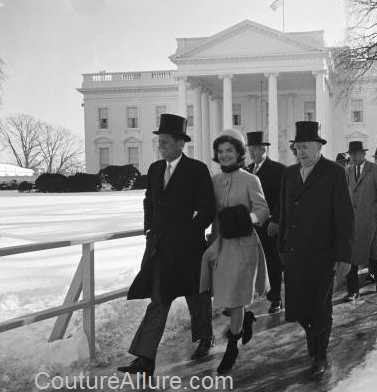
[279,121,354,378]
[246,131,285,313]
[343,141,377,301]
[117,114,216,376]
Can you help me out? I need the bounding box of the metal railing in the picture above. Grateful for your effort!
[0,229,144,362]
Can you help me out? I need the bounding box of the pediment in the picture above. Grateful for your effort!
[172,20,323,61]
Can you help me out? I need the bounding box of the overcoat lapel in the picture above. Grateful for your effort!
[353,161,372,191]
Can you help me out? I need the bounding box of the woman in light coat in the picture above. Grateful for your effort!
[200,128,270,374]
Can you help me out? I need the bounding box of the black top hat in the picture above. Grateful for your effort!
[347,141,368,153]
[336,153,347,161]
[290,121,327,145]
[153,113,191,142]
[246,131,271,146]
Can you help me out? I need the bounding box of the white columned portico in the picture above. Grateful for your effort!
[265,72,279,161]
[313,70,327,146]
[219,74,233,130]
[201,89,211,166]
[193,86,203,160]
[177,76,187,117]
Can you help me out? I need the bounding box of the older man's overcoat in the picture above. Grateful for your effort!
[128,153,216,304]
[279,156,354,321]
[346,160,377,266]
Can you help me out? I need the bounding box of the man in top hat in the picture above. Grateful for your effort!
[343,141,377,301]
[246,131,285,313]
[118,114,216,376]
[279,121,354,378]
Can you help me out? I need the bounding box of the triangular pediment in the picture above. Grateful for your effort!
[171,20,323,61]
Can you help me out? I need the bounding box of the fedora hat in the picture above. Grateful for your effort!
[347,141,368,153]
[290,121,327,145]
[246,131,270,146]
[153,113,191,142]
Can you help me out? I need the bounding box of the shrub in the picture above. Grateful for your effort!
[132,174,147,190]
[18,181,33,192]
[35,173,68,193]
[99,165,140,191]
[67,173,101,192]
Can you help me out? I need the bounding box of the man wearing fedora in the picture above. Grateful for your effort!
[279,121,354,378]
[344,141,377,301]
[118,114,216,376]
[246,131,285,313]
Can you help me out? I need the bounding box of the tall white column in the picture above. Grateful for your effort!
[201,89,211,166]
[265,73,279,161]
[193,86,203,160]
[313,70,327,154]
[177,76,187,117]
[220,74,233,130]
[247,95,258,131]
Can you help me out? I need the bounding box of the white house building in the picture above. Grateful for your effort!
[78,20,377,174]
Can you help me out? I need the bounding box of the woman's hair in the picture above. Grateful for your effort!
[212,135,246,164]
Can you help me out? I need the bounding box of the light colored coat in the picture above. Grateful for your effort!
[346,160,377,266]
[200,169,270,309]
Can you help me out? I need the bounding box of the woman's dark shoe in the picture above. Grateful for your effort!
[217,331,242,374]
[242,311,257,345]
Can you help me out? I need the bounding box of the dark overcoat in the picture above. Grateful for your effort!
[279,156,354,322]
[128,154,216,303]
[247,157,285,224]
[346,160,377,266]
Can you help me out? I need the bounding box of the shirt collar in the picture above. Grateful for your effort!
[166,154,182,172]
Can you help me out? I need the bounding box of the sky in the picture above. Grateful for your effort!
[0,0,348,142]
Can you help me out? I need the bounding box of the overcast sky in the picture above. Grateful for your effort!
[0,0,348,141]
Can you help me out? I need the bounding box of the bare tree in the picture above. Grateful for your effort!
[0,114,42,169]
[37,122,84,174]
[334,0,377,95]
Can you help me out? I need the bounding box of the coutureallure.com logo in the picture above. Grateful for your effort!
[34,371,234,390]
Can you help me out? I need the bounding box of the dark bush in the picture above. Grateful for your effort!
[132,174,147,190]
[67,173,101,192]
[35,173,68,192]
[99,165,140,191]
[18,181,34,192]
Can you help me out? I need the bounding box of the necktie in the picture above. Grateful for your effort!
[253,163,259,174]
[355,164,361,181]
[164,163,171,188]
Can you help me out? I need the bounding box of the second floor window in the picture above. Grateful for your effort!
[127,107,138,128]
[351,99,363,122]
[187,105,194,127]
[304,101,315,121]
[98,108,108,129]
[233,104,242,127]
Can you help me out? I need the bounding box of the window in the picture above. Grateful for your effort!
[128,146,139,170]
[304,101,316,121]
[232,104,242,127]
[99,147,110,169]
[188,145,195,158]
[156,105,166,128]
[351,99,363,122]
[127,107,138,128]
[98,108,108,129]
[187,105,194,127]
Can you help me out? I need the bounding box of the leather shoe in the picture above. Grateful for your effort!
[117,356,155,376]
[242,311,257,345]
[191,336,215,360]
[268,299,282,314]
[310,358,328,379]
[343,292,360,302]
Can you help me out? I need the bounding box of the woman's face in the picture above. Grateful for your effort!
[217,142,239,166]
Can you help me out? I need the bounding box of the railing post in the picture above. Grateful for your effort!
[82,242,96,363]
